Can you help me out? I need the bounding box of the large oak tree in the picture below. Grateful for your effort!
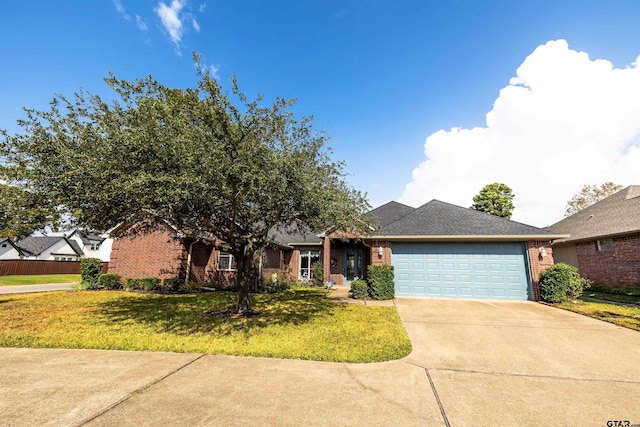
[0,57,371,312]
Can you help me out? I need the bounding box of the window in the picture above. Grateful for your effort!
[1,243,7,248]
[218,253,237,270]
[299,250,321,280]
[90,243,100,251]
[596,239,614,252]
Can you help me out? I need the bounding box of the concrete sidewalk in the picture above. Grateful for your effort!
[0,283,74,294]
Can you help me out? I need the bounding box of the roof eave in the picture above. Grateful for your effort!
[552,229,640,245]
[366,234,569,242]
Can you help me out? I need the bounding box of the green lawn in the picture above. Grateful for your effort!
[557,300,640,332]
[581,285,640,306]
[0,288,412,362]
[0,274,81,286]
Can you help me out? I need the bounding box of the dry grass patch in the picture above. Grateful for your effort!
[0,288,411,362]
[558,300,640,332]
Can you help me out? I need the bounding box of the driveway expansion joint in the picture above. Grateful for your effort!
[75,353,205,426]
[427,367,640,385]
[425,368,450,427]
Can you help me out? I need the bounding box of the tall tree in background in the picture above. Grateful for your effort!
[0,184,59,240]
[565,182,623,216]
[0,55,371,313]
[471,183,515,219]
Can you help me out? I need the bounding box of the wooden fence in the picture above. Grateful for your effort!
[0,260,109,276]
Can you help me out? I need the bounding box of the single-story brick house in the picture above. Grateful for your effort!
[546,185,640,288]
[108,199,565,301]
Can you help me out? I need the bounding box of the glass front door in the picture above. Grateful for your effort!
[343,250,363,284]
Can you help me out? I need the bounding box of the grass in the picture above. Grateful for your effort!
[557,300,640,332]
[0,288,412,363]
[581,284,640,306]
[0,274,81,286]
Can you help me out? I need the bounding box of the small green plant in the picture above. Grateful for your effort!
[180,281,205,292]
[97,274,121,290]
[163,278,182,293]
[72,281,93,291]
[141,277,161,291]
[80,258,103,289]
[539,263,589,303]
[368,264,395,300]
[310,261,324,287]
[351,280,368,300]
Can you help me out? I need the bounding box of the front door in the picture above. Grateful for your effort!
[343,250,363,284]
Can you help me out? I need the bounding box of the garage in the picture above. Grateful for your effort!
[392,242,531,300]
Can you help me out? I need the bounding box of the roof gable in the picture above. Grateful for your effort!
[16,236,84,256]
[547,185,640,242]
[374,200,557,238]
[369,201,415,228]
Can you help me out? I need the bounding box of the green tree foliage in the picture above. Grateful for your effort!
[470,183,515,219]
[0,184,59,239]
[565,182,623,217]
[80,257,103,288]
[0,55,370,313]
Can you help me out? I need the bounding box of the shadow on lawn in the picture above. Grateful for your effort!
[96,289,345,336]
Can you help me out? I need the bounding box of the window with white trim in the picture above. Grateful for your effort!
[218,253,237,270]
[299,250,321,280]
[90,243,101,251]
[596,239,614,252]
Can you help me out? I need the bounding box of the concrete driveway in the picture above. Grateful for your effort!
[1,299,639,426]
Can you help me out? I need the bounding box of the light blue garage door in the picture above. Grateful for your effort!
[392,242,531,300]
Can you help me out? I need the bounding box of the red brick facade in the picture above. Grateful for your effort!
[575,233,640,288]
[526,240,555,301]
[109,222,188,281]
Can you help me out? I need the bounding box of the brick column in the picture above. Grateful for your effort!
[323,237,331,283]
[527,240,554,301]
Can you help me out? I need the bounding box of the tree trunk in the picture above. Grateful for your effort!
[235,246,254,313]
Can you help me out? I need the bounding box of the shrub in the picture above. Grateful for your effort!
[539,263,589,303]
[123,278,141,291]
[163,278,182,293]
[141,277,161,291]
[351,280,368,300]
[180,281,205,292]
[310,261,324,287]
[80,258,103,288]
[368,264,395,300]
[98,274,121,290]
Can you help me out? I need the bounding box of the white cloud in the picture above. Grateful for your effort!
[155,0,186,48]
[198,3,207,13]
[399,40,640,227]
[136,15,148,31]
[192,17,200,32]
[113,0,130,20]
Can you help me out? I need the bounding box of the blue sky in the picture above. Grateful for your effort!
[1,1,639,226]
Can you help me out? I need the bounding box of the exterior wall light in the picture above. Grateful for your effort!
[378,246,384,257]
[538,247,547,257]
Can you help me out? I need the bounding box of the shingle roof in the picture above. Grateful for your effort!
[373,200,559,238]
[546,186,640,243]
[268,225,322,246]
[369,201,415,228]
[0,238,27,256]
[16,236,84,256]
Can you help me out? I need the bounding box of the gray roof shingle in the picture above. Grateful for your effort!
[547,185,640,243]
[369,201,415,228]
[374,200,558,238]
[16,236,84,257]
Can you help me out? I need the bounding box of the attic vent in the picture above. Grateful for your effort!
[587,215,594,220]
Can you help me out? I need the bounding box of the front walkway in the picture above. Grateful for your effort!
[325,284,395,306]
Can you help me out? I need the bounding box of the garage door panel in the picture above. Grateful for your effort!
[392,242,530,300]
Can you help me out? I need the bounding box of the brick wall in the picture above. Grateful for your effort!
[108,222,187,280]
[527,240,555,301]
[575,234,640,288]
[370,240,391,265]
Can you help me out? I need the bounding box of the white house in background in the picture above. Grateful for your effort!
[15,236,84,261]
[66,230,113,262]
[0,238,28,260]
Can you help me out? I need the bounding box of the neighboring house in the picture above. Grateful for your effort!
[67,230,113,262]
[108,200,565,301]
[15,236,84,261]
[546,186,640,288]
[0,238,28,260]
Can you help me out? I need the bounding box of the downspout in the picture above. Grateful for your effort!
[185,240,196,283]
